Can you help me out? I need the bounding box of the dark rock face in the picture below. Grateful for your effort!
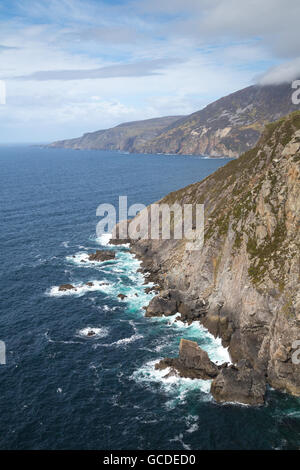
[179,339,219,377]
[87,330,96,337]
[211,360,266,405]
[58,284,75,291]
[86,282,94,287]
[88,250,115,262]
[145,290,179,317]
[156,340,266,404]
[156,339,219,380]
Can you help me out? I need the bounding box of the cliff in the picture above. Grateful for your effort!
[116,112,300,403]
[48,115,183,152]
[50,83,300,158]
[140,83,300,158]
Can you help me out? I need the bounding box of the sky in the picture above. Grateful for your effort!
[0,0,300,143]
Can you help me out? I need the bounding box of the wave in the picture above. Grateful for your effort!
[46,279,113,297]
[132,359,212,408]
[93,233,112,246]
[66,251,117,268]
[155,313,231,364]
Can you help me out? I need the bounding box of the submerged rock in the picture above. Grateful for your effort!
[88,250,115,262]
[87,330,96,337]
[117,293,127,300]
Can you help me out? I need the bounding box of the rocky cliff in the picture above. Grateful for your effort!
[48,116,182,152]
[50,83,300,158]
[115,111,300,404]
[140,83,300,158]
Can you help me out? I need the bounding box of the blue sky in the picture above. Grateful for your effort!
[0,0,299,142]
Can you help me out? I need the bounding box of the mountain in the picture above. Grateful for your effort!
[140,83,300,157]
[48,115,183,152]
[114,111,300,404]
[49,83,300,158]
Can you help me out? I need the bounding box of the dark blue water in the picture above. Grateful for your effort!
[0,146,300,450]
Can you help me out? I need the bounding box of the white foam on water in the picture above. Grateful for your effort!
[185,415,199,434]
[78,327,109,339]
[113,332,144,347]
[132,359,212,406]
[156,313,231,364]
[46,279,113,297]
[94,233,112,246]
[96,320,144,348]
[66,251,117,268]
[170,433,191,450]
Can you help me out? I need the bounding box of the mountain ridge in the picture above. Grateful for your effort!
[49,83,300,158]
[48,115,183,152]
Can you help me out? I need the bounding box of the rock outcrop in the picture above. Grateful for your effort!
[211,360,266,405]
[115,112,300,403]
[156,340,266,404]
[145,290,179,317]
[117,293,127,300]
[88,250,115,262]
[58,284,75,291]
[156,339,220,380]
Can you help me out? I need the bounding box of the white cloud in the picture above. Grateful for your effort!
[1,0,300,142]
[257,59,300,85]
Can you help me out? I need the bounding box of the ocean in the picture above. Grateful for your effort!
[0,145,299,450]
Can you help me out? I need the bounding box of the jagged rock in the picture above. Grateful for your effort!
[87,330,96,337]
[58,284,75,291]
[178,339,219,378]
[145,290,179,317]
[86,282,94,287]
[155,339,219,380]
[211,360,266,405]
[144,285,160,294]
[88,250,115,262]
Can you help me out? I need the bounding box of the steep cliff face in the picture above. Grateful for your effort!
[126,112,300,399]
[48,116,182,151]
[139,83,300,157]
